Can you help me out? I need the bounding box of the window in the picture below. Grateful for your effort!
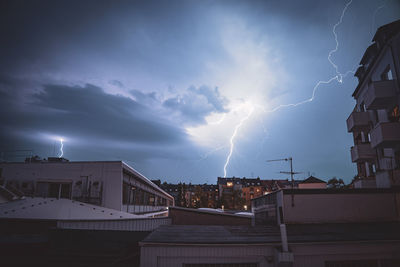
[359,102,366,112]
[36,182,71,199]
[381,65,393,81]
[369,163,376,174]
[227,182,233,187]
[389,105,400,122]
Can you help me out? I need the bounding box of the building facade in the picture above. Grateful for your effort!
[159,182,220,209]
[0,159,174,214]
[218,177,303,210]
[347,20,400,188]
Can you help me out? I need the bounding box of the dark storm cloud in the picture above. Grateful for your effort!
[130,89,158,105]
[0,0,224,81]
[109,80,124,88]
[163,85,228,124]
[0,80,186,145]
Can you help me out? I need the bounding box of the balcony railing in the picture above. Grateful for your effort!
[365,80,397,110]
[346,111,371,132]
[350,143,376,162]
[376,169,400,187]
[370,122,400,148]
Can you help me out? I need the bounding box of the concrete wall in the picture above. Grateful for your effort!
[292,241,400,267]
[140,241,400,267]
[140,244,274,267]
[169,207,251,226]
[282,192,399,224]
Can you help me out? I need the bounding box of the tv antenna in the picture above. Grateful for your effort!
[267,157,301,206]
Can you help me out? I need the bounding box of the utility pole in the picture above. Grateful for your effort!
[267,157,301,206]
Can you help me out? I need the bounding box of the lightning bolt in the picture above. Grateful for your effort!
[328,0,353,83]
[59,138,64,158]
[371,1,387,35]
[223,105,254,177]
[222,0,355,177]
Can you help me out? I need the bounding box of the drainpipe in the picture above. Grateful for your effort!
[276,223,294,266]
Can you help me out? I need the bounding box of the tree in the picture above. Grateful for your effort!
[327,177,345,189]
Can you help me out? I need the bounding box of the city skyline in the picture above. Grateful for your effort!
[1,0,399,183]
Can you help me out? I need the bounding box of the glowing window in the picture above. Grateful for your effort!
[227,182,233,187]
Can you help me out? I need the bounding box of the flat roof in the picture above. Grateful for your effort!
[280,188,400,195]
[0,197,143,220]
[0,160,125,164]
[251,188,400,202]
[169,206,252,219]
[141,225,281,245]
[140,222,400,245]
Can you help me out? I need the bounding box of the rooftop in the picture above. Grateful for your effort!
[141,222,400,245]
[301,176,326,184]
[0,197,144,220]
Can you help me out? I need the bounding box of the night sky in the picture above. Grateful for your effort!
[1,0,399,183]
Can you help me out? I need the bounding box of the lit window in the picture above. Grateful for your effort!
[227,182,233,187]
[390,105,400,122]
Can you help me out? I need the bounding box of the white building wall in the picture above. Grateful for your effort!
[0,161,123,210]
[0,161,173,212]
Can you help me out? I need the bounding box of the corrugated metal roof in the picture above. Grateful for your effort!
[0,197,144,220]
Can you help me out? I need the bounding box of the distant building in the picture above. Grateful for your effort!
[298,176,327,189]
[347,19,400,188]
[0,160,174,214]
[159,182,219,208]
[218,177,302,209]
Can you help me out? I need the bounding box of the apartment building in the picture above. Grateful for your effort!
[347,19,400,188]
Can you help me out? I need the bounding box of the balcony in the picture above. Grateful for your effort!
[376,169,400,188]
[370,122,400,148]
[378,157,395,171]
[365,80,397,110]
[346,111,371,132]
[350,143,376,162]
